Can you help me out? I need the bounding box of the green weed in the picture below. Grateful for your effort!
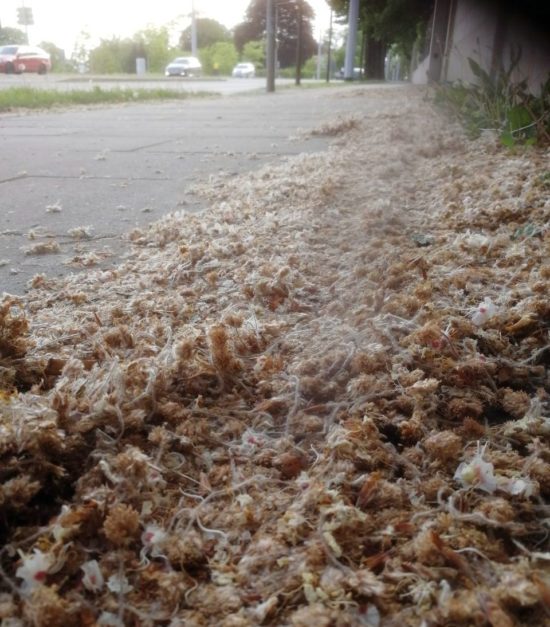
[436,48,550,147]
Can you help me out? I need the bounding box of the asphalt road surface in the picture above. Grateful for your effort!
[0,73,297,95]
[0,82,397,294]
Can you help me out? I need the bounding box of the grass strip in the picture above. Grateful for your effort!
[0,86,218,111]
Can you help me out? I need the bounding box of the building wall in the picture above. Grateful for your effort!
[501,12,550,92]
[413,0,550,92]
[444,0,496,85]
[443,0,550,93]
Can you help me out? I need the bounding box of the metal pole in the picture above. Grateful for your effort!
[22,0,29,44]
[191,0,198,57]
[316,33,322,80]
[326,9,333,82]
[266,0,276,92]
[295,1,302,86]
[344,0,359,80]
[359,30,366,79]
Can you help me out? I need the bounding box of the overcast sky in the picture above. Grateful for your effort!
[1,0,333,56]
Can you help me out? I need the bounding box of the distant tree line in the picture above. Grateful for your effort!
[234,0,317,68]
[328,0,432,79]
[0,0,320,75]
[0,0,432,78]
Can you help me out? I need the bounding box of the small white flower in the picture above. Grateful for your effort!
[141,525,167,557]
[15,549,54,592]
[235,494,253,508]
[81,559,104,592]
[239,428,266,453]
[454,442,535,498]
[454,444,497,493]
[107,573,133,594]
[498,477,535,498]
[471,297,497,326]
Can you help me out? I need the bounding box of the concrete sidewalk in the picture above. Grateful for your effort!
[0,84,398,294]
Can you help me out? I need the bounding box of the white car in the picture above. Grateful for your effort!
[165,56,202,77]
[232,62,255,78]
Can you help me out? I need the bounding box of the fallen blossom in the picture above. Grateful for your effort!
[454,443,498,493]
[15,549,54,592]
[498,477,536,498]
[1,85,549,627]
[471,297,497,326]
[107,573,133,594]
[454,443,536,497]
[67,226,94,240]
[23,241,60,256]
[140,524,168,559]
[504,397,550,437]
[81,560,104,592]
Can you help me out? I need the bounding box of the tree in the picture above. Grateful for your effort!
[180,18,230,50]
[0,26,27,45]
[87,27,174,74]
[200,41,238,75]
[242,40,265,66]
[38,41,66,72]
[133,26,173,73]
[328,0,432,79]
[234,0,317,69]
[71,30,92,72]
[89,38,138,74]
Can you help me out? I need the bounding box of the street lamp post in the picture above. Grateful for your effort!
[191,0,198,57]
[344,0,359,80]
[295,1,303,86]
[266,0,276,92]
[326,9,333,82]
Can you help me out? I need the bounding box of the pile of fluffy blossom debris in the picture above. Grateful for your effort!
[0,86,549,627]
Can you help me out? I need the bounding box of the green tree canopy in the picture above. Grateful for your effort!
[89,37,138,73]
[328,0,432,78]
[234,0,317,68]
[70,30,92,71]
[200,41,238,75]
[180,18,230,50]
[38,41,66,71]
[242,40,265,67]
[133,26,173,73]
[88,27,174,74]
[0,26,27,45]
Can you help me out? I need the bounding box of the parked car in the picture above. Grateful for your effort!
[335,67,363,80]
[164,56,202,77]
[232,62,255,78]
[0,45,51,74]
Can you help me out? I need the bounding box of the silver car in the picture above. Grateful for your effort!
[232,62,255,78]
[165,56,202,77]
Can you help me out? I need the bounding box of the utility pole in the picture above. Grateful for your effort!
[326,8,333,82]
[191,0,197,57]
[316,32,322,80]
[17,2,33,44]
[295,0,302,86]
[266,0,276,92]
[344,0,359,80]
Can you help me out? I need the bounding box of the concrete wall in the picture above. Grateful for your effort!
[444,0,496,85]
[443,0,550,93]
[501,12,550,92]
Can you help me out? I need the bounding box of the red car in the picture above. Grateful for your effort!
[0,45,51,74]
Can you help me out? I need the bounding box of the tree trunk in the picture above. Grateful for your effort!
[366,38,386,80]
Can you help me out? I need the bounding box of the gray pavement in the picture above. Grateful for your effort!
[0,73,296,95]
[0,83,397,294]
